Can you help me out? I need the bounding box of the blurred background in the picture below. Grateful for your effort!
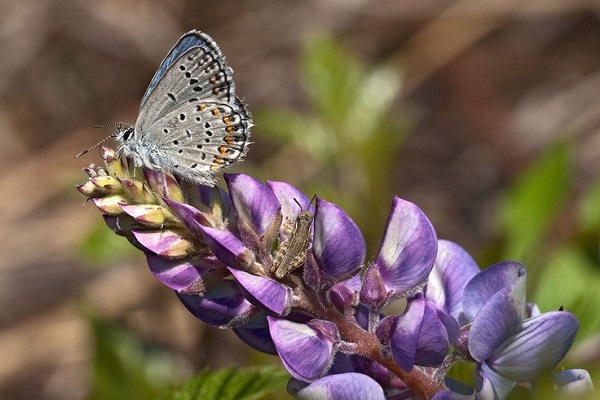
[2,0,600,398]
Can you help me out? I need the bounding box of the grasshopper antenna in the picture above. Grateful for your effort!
[293,194,317,211]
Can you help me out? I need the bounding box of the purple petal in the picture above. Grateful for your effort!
[360,265,389,309]
[177,280,256,328]
[224,174,281,236]
[553,369,594,396]
[431,391,473,400]
[228,268,292,316]
[313,198,366,279]
[143,169,184,202]
[163,198,211,236]
[181,184,233,229]
[468,276,527,362]
[232,311,277,355]
[146,253,227,293]
[488,311,579,382]
[93,195,127,215]
[294,373,385,400]
[120,204,165,227]
[132,229,195,258]
[329,274,361,313]
[90,175,120,192]
[267,181,312,227]
[103,214,139,236]
[375,316,398,347]
[373,197,438,295]
[198,225,255,269]
[268,317,338,382]
[463,261,527,322]
[414,301,452,367]
[117,177,154,203]
[391,296,425,372]
[438,308,460,345]
[478,364,515,399]
[425,240,480,324]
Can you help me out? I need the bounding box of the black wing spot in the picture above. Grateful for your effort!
[206,130,213,136]
[191,163,198,169]
[197,144,203,149]
[193,86,203,92]
[201,153,206,160]
[179,113,186,121]
[189,78,198,85]
[163,128,169,133]
[185,72,191,78]
[188,98,199,103]
[204,122,211,128]
[205,138,211,143]
[167,93,176,101]
[179,65,185,71]
[186,130,192,137]
[178,149,183,154]
[196,117,201,122]
[173,140,179,145]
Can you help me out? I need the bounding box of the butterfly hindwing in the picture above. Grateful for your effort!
[141,100,250,185]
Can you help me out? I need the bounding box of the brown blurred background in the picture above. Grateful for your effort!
[2,0,600,399]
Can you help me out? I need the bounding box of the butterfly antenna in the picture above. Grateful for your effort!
[75,123,127,158]
[93,121,126,129]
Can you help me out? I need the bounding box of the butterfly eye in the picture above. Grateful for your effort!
[122,127,134,141]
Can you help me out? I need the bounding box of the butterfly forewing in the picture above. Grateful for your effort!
[136,44,236,134]
[139,31,232,108]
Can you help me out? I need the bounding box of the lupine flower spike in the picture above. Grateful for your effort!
[78,147,592,400]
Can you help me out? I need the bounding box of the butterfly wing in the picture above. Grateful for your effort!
[136,30,237,133]
[140,97,251,185]
[139,30,235,108]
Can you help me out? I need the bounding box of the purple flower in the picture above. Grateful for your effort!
[361,197,437,309]
[78,149,589,399]
[289,372,386,400]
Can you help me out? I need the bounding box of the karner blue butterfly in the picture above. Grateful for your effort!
[78,30,251,186]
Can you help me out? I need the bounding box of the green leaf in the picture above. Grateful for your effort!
[499,141,572,262]
[79,222,137,266]
[579,174,600,232]
[158,365,289,400]
[302,36,362,125]
[87,316,178,400]
[534,245,600,340]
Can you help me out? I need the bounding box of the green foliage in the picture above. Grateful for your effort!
[534,245,600,339]
[579,173,600,232]
[79,222,137,266]
[499,141,572,265]
[87,316,180,400]
[157,366,289,400]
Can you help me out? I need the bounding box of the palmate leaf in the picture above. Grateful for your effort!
[158,365,289,400]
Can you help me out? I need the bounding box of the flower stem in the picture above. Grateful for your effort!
[295,287,445,399]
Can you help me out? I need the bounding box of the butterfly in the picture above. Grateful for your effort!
[78,30,251,186]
